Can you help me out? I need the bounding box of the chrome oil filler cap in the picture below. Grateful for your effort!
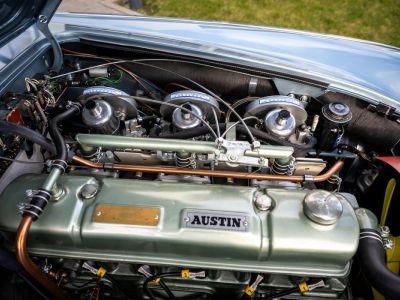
[303,190,343,225]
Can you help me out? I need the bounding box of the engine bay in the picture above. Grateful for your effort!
[0,42,399,300]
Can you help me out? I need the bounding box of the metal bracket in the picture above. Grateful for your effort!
[36,1,63,72]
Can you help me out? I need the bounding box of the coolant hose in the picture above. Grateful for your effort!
[0,121,56,155]
[16,106,80,300]
[355,208,400,299]
[155,123,317,151]
[358,229,400,299]
[48,106,81,163]
[22,105,81,221]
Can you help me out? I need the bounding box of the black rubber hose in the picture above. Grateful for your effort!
[23,106,80,221]
[358,229,400,299]
[0,120,56,155]
[154,123,317,151]
[48,106,80,162]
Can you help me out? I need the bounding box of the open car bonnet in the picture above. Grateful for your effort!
[0,0,61,46]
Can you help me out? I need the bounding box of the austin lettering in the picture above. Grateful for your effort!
[190,215,242,227]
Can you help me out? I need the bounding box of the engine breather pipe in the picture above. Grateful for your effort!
[15,106,80,300]
[72,155,343,183]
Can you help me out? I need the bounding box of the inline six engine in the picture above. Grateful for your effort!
[0,44,399,300]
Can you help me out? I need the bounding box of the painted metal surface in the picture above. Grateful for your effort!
[0,26,43,71]
[49,13,400,111]
[376,156,400,174]
[1,13,399,112]
[0,174,359,277]
[75,133,294,158]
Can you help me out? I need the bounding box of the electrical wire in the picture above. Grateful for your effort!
[95,69,123,83]
[62,49,156,97]
[50,52,256,143]
[225,96,258,122]
[131,61,256,143]
[104,273,137,300]
[83,93,218,138]
[58,50,273,81]
[123,95,219,139]
[211,107,221,138]
[60,51,181,96]
[143,272,180,300]
[220,116,259,139]
[257,287,299,299]
[165,82,192,91]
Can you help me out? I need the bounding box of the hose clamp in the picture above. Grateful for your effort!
[51,159,67,173]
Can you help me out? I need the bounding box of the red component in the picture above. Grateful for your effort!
[6,108,24,125]
[376,156,400,174]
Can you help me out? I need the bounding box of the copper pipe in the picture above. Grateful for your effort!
[16,216,69,300]
[72,155,343,182]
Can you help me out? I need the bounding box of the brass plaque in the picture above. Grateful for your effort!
[94,205,160,226]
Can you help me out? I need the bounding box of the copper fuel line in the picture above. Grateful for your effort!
[72,156,344,183]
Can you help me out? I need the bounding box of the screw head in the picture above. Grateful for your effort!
[38,15,48,23]
[254,194,273,211]
[96,211,102,216]
[228,154,238,162]
[184,217,190,222]
[80,183,99,199]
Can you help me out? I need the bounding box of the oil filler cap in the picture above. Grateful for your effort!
[303,190,343,225]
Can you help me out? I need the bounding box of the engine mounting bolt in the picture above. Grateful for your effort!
[80,183,99,200]
[254,194,273,211]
